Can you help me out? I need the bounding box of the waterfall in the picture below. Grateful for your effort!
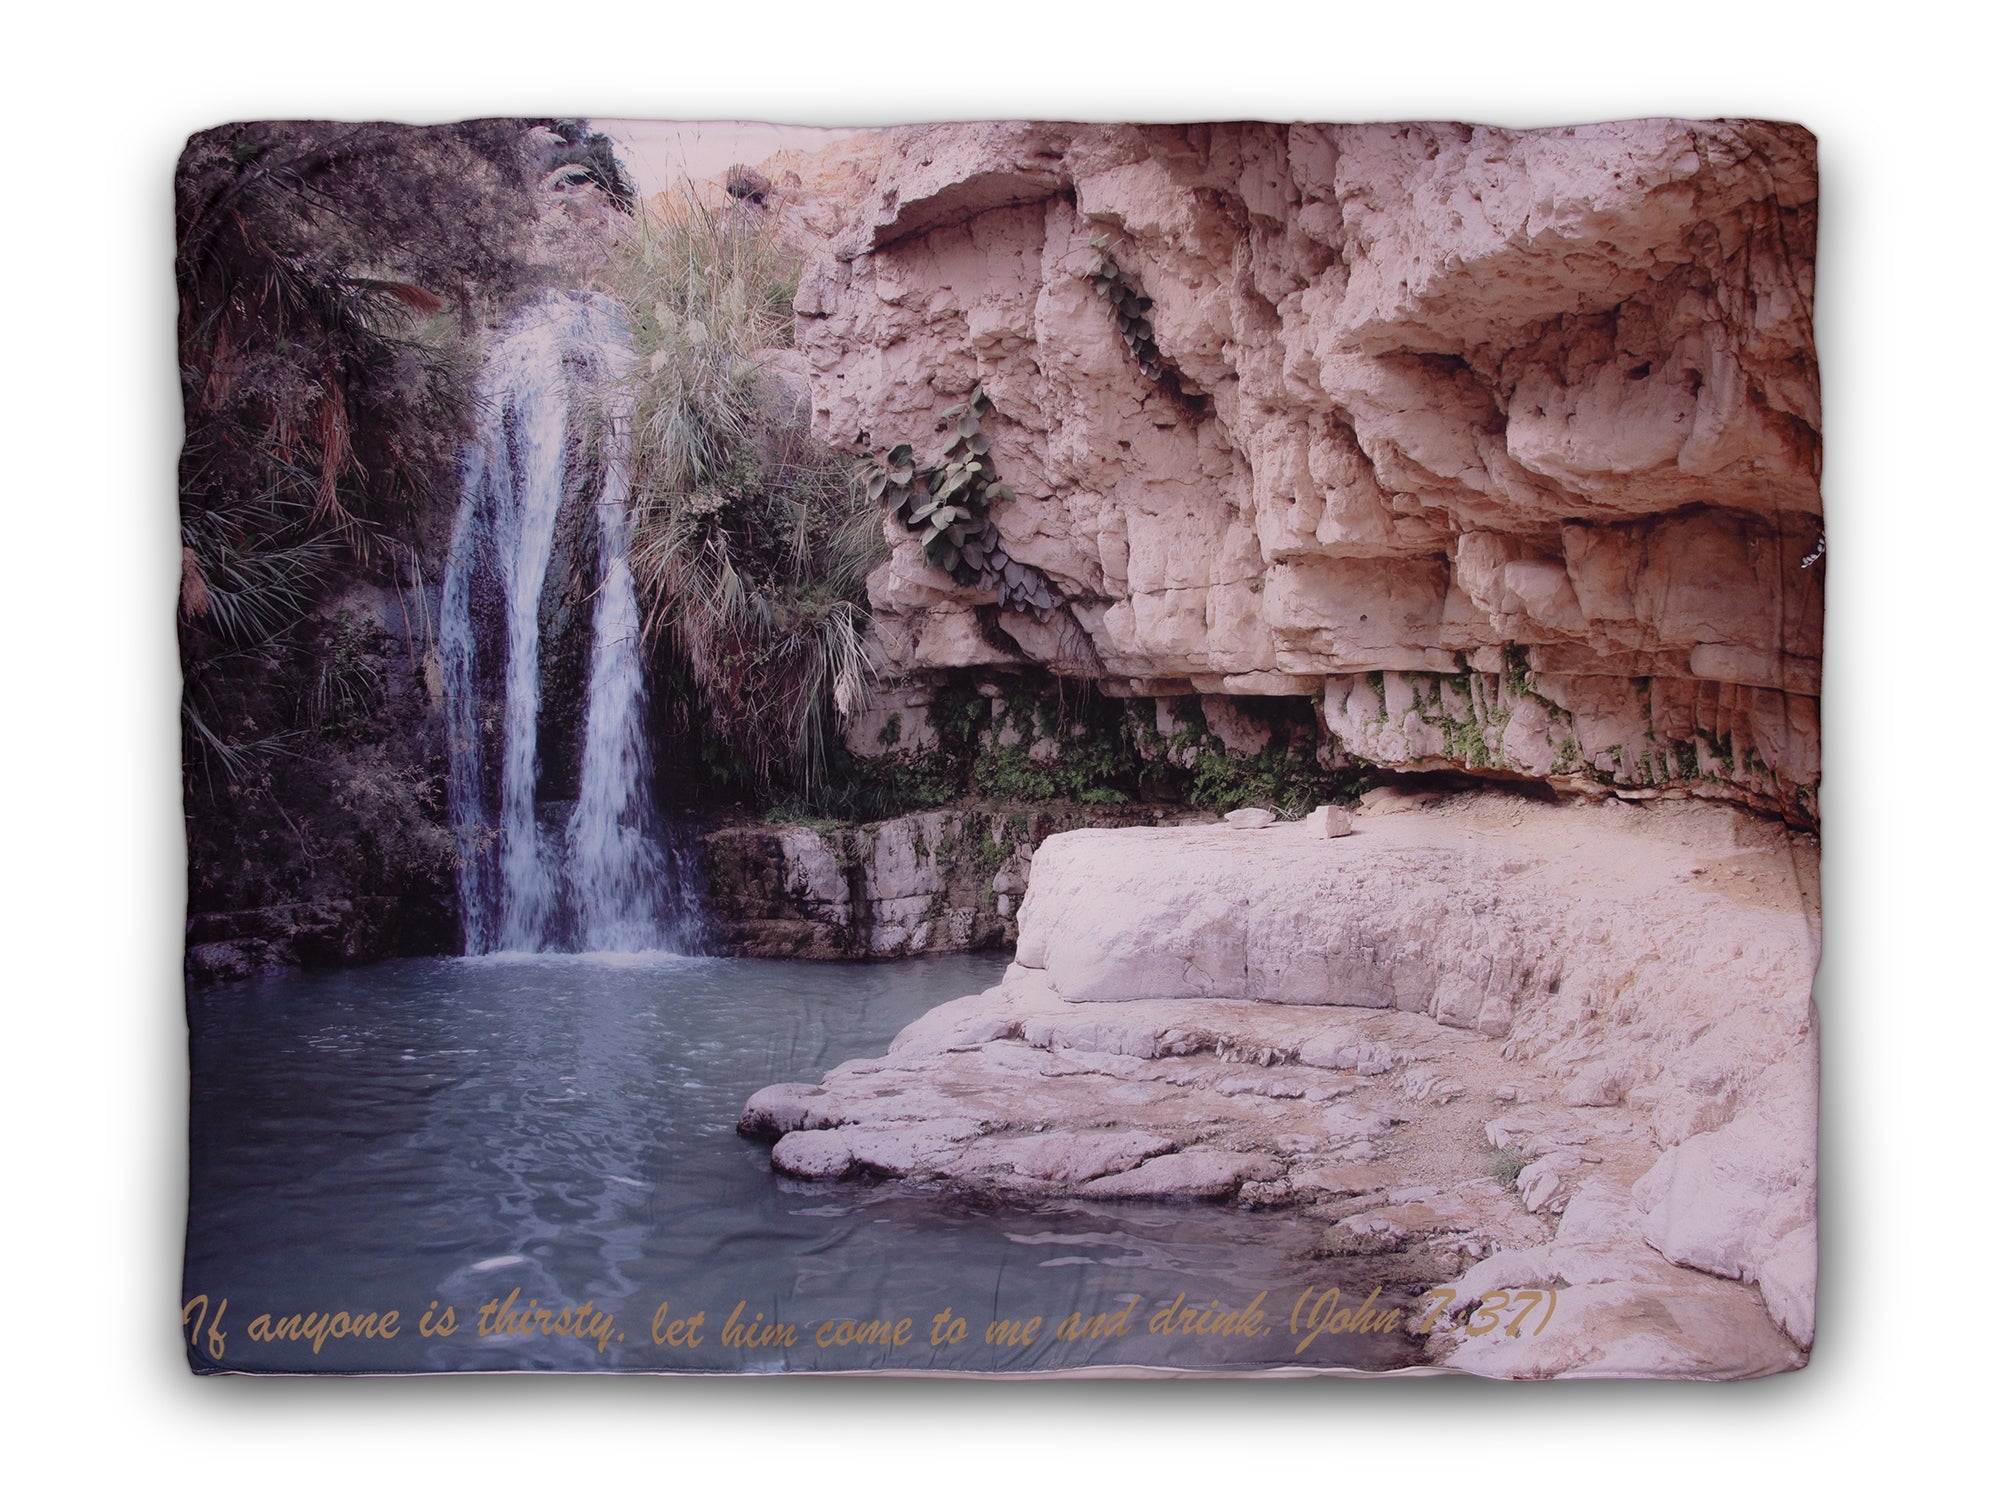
[441,290,699,955]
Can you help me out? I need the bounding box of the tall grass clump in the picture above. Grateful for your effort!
[599,191,884,803]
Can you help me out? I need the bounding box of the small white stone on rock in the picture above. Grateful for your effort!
[1223,807,1277,828]
[1304,803,1355,838]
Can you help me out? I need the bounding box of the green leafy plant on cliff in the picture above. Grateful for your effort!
[1187,737,1348,819]
[961,682,1139,804]
[1134,697,1357,817]
[601,190,885,801]
[1083,236,1205,415]
[1086,238,1169,383]
[859,387,1062,618]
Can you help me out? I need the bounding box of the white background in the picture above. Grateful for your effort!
[3,1,1991,1492]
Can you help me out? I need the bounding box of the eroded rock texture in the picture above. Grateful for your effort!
[742,792,1820,1378]
[795,120,1821,823]
[698,803,1203,959]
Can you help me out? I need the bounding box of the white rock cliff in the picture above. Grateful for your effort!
[736,120,1824,1379]
[792,119,1821,822]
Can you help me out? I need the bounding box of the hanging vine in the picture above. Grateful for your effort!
[1087,236,1168,381]
[1084,236,1206,414]
[862,386,1061,620]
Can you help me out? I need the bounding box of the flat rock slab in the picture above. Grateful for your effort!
[740,791,1820,1377]
[1074,1147,1283,1201]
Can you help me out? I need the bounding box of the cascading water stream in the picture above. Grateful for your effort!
[441,290,698,954]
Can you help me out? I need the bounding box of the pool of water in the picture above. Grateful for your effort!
[184,952,1420,1375]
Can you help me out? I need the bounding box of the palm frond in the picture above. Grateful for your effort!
[178,511,333,647]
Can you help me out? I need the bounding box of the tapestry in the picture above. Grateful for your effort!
[178,117,1821,1378]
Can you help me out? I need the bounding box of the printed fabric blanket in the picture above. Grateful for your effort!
[177,116,1821,1379]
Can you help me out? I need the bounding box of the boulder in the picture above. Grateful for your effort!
[1304,803,1354,838]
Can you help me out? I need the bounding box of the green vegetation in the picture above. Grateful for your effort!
[1352,669,1502,771]
[1365,671,1389,728]
[1085,238,1169,383]
[175,121,557,959]
[1488,1149,1531,1189]
[822,750,969,820]
[1694,725,1738,776]
[537,120,635,212]
[1188,736,1349,817]
[1081,235,1207,414]
[1158,696,1356,816]
[824,676,1134,819]
[1362,656,1595,780]
[176,119,543,792]
[969,684,1139,803]
[303,610,388,739]
[599,190,885,803]
[835,679,1355,823]
[860,387,1060,617]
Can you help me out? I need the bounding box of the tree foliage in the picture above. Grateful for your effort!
[175,118,542,791]
[539,120,637,212]
[175,120,558,959]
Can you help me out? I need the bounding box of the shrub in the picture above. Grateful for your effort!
[537,120,636,212]
[596,191,884,803]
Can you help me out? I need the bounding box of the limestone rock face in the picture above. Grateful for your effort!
[698,803,1208,958]
[792,120,1821,823]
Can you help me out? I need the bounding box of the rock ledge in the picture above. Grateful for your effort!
[742,790,1818,1378]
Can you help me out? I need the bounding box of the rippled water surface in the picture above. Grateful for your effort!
[186,953,1416,1374]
